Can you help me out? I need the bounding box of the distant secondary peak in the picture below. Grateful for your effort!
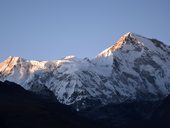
[8,56,24,60]
[8,56,20,60]
[64,55,76,60]
[3,56,25,65]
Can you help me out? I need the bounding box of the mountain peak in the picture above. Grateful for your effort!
[0,56,26,74]
[97,32,139,57]
[64,55,76,60]
[96,31,170,59]
[6,56,26,64]
[123,32,134,37]
[7,56,22,61]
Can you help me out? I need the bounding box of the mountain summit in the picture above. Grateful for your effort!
[97,32,169,58]
[0,32,170,110]
[97,32,135,57]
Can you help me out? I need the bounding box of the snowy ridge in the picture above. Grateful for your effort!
[0,32,170,109]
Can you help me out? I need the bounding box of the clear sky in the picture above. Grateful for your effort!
[0,0,170,62]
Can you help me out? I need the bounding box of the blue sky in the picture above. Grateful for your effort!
[0,0,170,61]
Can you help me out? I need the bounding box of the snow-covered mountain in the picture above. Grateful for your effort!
[1,32,170,110]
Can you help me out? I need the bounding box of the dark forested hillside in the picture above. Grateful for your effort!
[0,81,101,128]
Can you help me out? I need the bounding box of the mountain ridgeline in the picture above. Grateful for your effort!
[0,32,170,110]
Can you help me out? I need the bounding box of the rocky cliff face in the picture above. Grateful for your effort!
[0,32,170,110]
